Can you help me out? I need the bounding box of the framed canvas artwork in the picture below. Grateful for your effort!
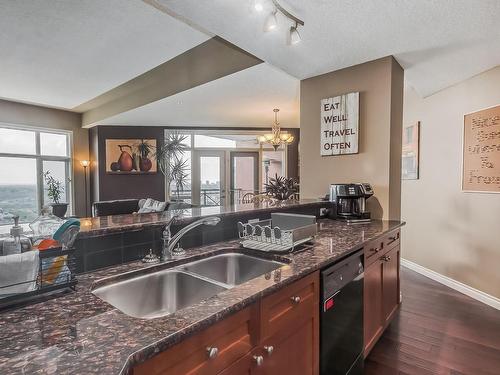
[462,104,500,193]
[105,139,157,174]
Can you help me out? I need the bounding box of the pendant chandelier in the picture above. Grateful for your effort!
[257,108,294,150]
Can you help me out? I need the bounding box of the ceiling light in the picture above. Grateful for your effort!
[253,0,264,12]
[289,23,301,44]
[260,1,304,45]
[264,9,278,31]
[257,109,294,150]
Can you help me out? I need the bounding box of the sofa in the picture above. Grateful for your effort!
[92,199,194,217]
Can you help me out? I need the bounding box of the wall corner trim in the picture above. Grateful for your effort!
[401,258,500,310]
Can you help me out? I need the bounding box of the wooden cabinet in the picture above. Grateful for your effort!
[363,256,384,354]
[133,271,319,375]
[382,245,400,325]
[218,349,260,375]
[259,272,319,375]
[260,272,318,340]
[257,315,317,375]
[133,305,257,375]
[363,229,401,356]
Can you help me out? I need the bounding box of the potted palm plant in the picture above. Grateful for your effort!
[264,174,299,201]
[43,171,69,218]
[155,133,190,200]
[136,139,154,172]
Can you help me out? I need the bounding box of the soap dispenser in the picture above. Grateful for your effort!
[2,216,32,255]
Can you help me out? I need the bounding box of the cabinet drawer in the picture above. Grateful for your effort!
[133,306,256,375]
[261,271,319,340]
[364,229,400,268]
[364,238,385,267]
[383,229,400,250]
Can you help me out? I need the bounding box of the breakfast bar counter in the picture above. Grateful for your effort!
[0,218,404,375]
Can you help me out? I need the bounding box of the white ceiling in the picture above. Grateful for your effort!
[159,0,500,97]
[0,0,210,109]
[99,63,300,128]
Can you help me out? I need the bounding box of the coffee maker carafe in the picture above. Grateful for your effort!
[329,183,374,223]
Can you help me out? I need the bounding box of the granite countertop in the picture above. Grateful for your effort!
[77,199,327,238]
[0,219,404,375]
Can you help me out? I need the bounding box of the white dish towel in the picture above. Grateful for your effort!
[0,250,39,295]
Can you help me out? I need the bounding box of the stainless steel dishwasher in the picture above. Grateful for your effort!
[320,249,364,375]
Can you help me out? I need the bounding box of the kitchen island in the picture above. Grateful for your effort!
[0,218,404,374]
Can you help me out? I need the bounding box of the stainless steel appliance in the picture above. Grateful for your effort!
[329,183,374,223]
[320,250,364,375]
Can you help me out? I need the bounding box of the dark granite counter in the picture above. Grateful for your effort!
[77,199,328,238]
[0,219,404,375]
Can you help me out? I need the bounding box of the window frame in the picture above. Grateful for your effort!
[0,122,74,223]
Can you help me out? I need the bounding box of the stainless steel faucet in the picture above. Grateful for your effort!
[161,216,221,261]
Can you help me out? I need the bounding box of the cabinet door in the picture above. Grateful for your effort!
[219,349,259,375]
[133,306,255,375]
[257,316,317,375]
[382,245,400,324]
[363,258,384,355]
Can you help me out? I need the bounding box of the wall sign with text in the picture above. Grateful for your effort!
[462,104,500,193]
[320,92,359,156]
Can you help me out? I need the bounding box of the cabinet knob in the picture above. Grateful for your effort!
[206,346,218,359]
[381,255,391,262]
[253,355,264,366]
[290,296,301,304]
[264,345,274,355]
[370,247,380,253]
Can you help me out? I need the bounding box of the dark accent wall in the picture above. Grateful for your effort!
[90,126,165,203]
[90,125,300,205]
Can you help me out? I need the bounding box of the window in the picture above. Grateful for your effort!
[405,126,414,143]
[0,125,72,226]
[165,130,288,206]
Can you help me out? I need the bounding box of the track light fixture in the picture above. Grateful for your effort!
[258,0,304,44]
[264,9,278,31]
[289,22,301,44]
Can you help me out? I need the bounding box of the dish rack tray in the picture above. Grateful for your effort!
[237,213,317,253]
[0,246,77,311]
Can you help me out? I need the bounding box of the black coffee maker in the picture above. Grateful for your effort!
[328,183,374,223]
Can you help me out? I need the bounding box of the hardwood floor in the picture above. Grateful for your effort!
[365,267,500,375]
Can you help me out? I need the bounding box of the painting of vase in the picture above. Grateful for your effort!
[105,139,157,174]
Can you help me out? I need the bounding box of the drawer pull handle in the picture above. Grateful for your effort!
[264,345,274,356]
[370,247,380,253]
[291,296,301,304]
[206,346,219,359]
[253,355,264,366]
[381,255,391,262]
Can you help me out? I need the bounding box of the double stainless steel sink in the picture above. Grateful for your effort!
[93,253,286,319]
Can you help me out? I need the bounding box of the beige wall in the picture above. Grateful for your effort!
[0,99,88,217]
[402,66,500,299]
[300,56,403,219]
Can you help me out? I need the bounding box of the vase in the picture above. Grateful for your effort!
[50,203,68,218]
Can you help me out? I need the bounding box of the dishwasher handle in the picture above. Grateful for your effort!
[321,250,364,298]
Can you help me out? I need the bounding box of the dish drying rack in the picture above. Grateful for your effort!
[0,226,79,311]
[237,213,317,253]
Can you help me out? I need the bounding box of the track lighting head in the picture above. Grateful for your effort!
[264,9,278,31]
[289,23,301,44]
